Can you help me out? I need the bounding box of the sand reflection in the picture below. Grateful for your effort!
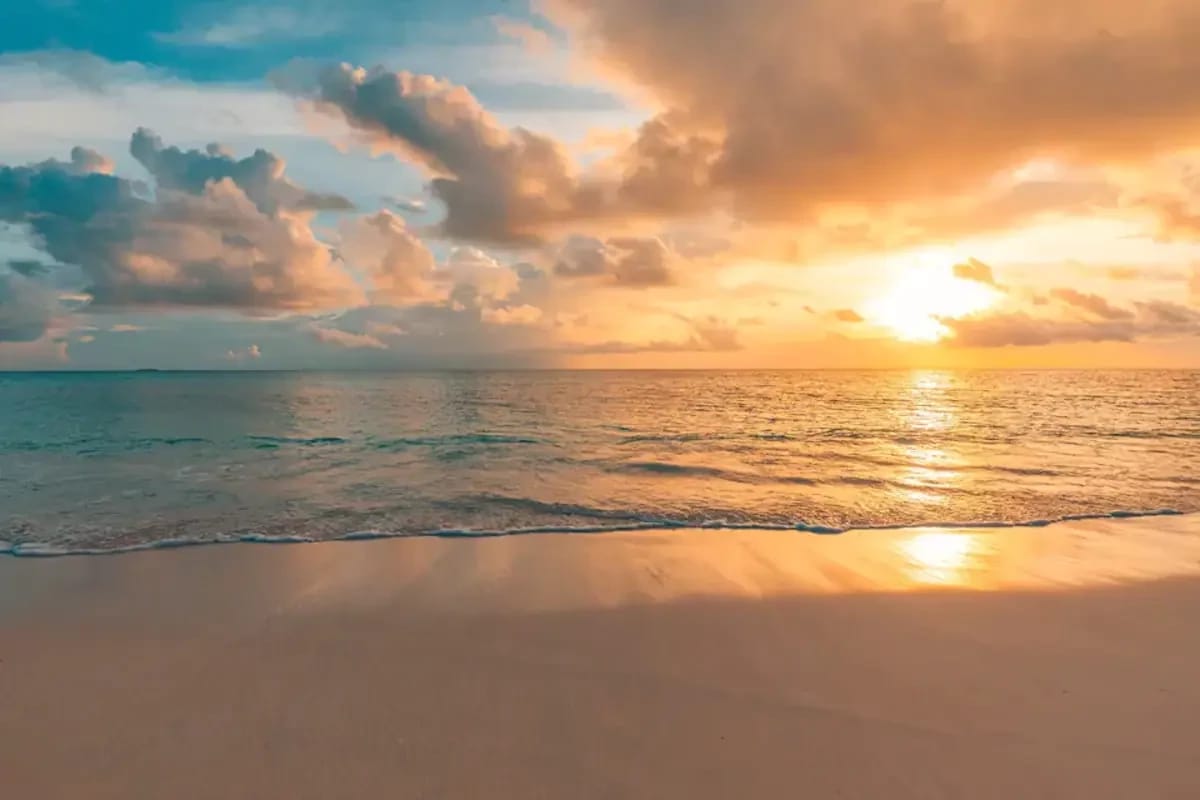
[898,531,993,587]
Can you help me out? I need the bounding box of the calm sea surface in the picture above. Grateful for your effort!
[1,370,1197,554]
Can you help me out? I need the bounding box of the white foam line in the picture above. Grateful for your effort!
[0,508,1187,559]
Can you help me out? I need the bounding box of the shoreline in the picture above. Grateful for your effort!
[2,506,1191,559]
[5,517,1200,798]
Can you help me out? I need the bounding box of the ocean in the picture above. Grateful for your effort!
[1,370,1197,555]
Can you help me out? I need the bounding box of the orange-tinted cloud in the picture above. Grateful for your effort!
[944,300,1200,346]
[549,0,1200,221]
[952,259,999,287]
[1049,288,1135,320]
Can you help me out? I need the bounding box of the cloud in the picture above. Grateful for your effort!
[273,63,587,242]
[0,133,365,311]
[309,325,388,349]
[482,304,544,326]
[556,318,741,355]
[1104,265,1185,282]
[1136,299,1200,326]
[683,315,742,351]
[833,309,865,323]
[437,247,522,303]
[0,271,57,342]
[0,50,160,94]
[1049,288,1135,320]
[109,324,145,333]
[272,62,709,242]
[492,16,554,54]
[553,235,675,286]
[338,210,436,302]
[1192,265,1200,301]
[130,128,353,214]
[943,313,1137,347]
[944,301,1200,347]
[384,195,427,213]
[547,0,1200,222]
[154,7,340,48]
[952,258,999,287]
[225,344,262,361]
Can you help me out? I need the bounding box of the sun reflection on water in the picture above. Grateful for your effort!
[893,372,963,507]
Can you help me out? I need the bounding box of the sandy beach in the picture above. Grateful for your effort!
[3,516,1200,799]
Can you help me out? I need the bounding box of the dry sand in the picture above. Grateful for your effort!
[3,516,1200,799]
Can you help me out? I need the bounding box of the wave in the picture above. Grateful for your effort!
[2,508,1187,559]
[5,436,212,453]
[606,461,993,492]
[247,435,348,448]
[369,434,542,450]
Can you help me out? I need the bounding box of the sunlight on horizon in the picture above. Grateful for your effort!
[866,252,1000,342]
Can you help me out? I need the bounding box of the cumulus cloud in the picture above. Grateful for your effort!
[0,133,365,311]
[338,209,436,302]
[273,63,714,242]
[0,271,57,342]
[547,0,1200,222]
[274,63,586,242]
[1049,288,1135,320]
[130,128,353,214]
[553,235,675,286]
[438,247,522,303]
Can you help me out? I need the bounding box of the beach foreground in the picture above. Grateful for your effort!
[3,517,1200,799]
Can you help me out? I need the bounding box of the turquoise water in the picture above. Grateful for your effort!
[1,370,1197,554]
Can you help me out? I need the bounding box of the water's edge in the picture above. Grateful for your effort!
[1,508,1186,558]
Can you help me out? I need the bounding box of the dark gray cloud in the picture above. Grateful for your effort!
[0,270,57,342]
[274,63,583,242]
[0,133,364,311]
[130,128,353,214]
[553,235,674,286]
[273,63,712,242]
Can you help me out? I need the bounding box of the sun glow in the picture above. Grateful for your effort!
[899,532,982,586]
[866,259,999,342]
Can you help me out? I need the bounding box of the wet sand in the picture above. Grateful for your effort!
[3,516,1199,799]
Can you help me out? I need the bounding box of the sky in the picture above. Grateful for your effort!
[1,0,1199,369]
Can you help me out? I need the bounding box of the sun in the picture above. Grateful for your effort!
[865,256,999,342]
